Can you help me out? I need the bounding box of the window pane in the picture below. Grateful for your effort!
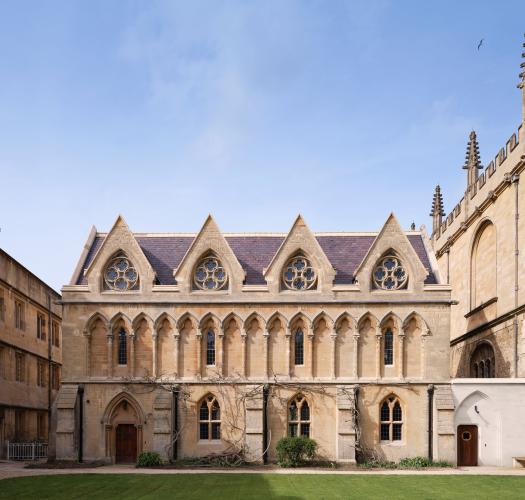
[289,423,298,437]
[211,423,221,440]
[380,402,390,422]
[206,331,215,365]
[294,330,304,365]
[393,423,402,441]
[199,402,209,421]
[118,330,127,365]
[199,423,209,440]
[392,402,402,421]
[300,423,310,438]
[384,331,393,366]
[289,401,298,421]
[211,402,220,421]
[380,423,390,441]
[300,401,310,421]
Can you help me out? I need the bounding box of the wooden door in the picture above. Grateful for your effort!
[457,425,478,466]
[115,424,137,463]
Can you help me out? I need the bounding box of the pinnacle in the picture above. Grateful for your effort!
[462,130,482,171]
[430,185,445,217]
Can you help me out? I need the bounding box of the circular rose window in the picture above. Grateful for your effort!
[194,256,228,290]
[373,256,408,290]
[282,256,316,291]
[104,256,138,291]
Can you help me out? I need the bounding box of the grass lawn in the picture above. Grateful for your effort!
[2,473,525,499]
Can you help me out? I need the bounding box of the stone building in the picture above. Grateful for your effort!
[430,34,525,466]
[56,213,455,464]
[0,249,62,458]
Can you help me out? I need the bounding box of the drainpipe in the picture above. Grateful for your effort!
[172,386,179,462]
[78,384,84,463]
[262,384,269,464]
[512,174,520,377]
[47,294,52,443]
[427,384,434,462]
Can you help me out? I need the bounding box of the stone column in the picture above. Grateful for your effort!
[173,329,180,378]
[129,333,136,378]
[398,334,405,379]
[196,333,203,378]
[106,334,114,378]
[375,330,382,379]
[331,333,337,379]
[241,330,247,378]
[421,327,430,378]
[308,333,315,379]
[336,385,357,463]
[218,332,225,376]
[286,327,292,378]
[244,385,264,463]
[263,332,270,379]
[152,331,158,378]
[353,334,359,378]
[83,331,91,377]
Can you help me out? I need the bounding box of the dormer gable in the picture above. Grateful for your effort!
[264,215,335,294]
[174,215,245,293]
[84,215,156,293]
[354,213,427,292]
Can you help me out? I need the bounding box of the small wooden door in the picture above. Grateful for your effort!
[115,424,137,463]
[457,425,478,466]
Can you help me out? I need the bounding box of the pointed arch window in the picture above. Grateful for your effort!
[199,394,221,440]
[380,395,403,441]
[206,330,216,366]
[282,255,317,291]
[288,395,310,437]
[373,254,408,290]
[294,329,304,365]
[104,253,139,291]
[193,254,228,291]
[470,342,495,378]
[384,330,394,366]
[118,329,127,365]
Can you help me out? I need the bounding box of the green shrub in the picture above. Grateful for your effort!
[398,456,453,469]
[276,436,317,467]
[137,451,162,467]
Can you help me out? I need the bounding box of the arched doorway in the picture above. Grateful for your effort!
[103,393,144,463]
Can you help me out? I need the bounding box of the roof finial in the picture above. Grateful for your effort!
[430,185,445,237]
[519,33,525,123]
[462,130,482,187]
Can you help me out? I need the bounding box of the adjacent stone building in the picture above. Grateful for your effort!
[56,213,455,464]
[430,34,525,466]
[0,249,62,458]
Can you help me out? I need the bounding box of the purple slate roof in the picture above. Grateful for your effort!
[76,233,436,286]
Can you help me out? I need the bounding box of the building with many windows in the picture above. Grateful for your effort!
[56,213,455,464]
[430,34,525,466]
[0,249,62,458]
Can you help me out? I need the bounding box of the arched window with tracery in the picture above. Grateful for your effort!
[384,330,394,366]
[199,394,221,440]
[104,253,139,291]
[470,221,497,309]
[470,342,495,378]
[288,395,310,437]
[380,395,403,442]
[294,329,304,365]
[373,253,408,290]
[206,330,216,366]
[193,254,228,291]
[117,329,127,365]
[282,255,317,291]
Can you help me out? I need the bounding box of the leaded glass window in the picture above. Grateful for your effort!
[199,395,221,440]
[384,330,394,366]
[193,255,228,291]
[294,329,304,365]
[104,254,139,291]
[470,342,495,378]
[373,255,408,290]
[282,256,317,291]
[118,329,127,365]
[288,395,310,437]
[206,330,216,366]
[379,395,403,442]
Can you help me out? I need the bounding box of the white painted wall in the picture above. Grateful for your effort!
[452,379,525,467]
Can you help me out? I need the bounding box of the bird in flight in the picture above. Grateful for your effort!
[477,39,484,50]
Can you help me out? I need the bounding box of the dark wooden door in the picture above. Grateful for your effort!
[115,424,137,463]
[457,425,478,466]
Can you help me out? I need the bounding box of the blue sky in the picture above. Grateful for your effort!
[0,1,524,291]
